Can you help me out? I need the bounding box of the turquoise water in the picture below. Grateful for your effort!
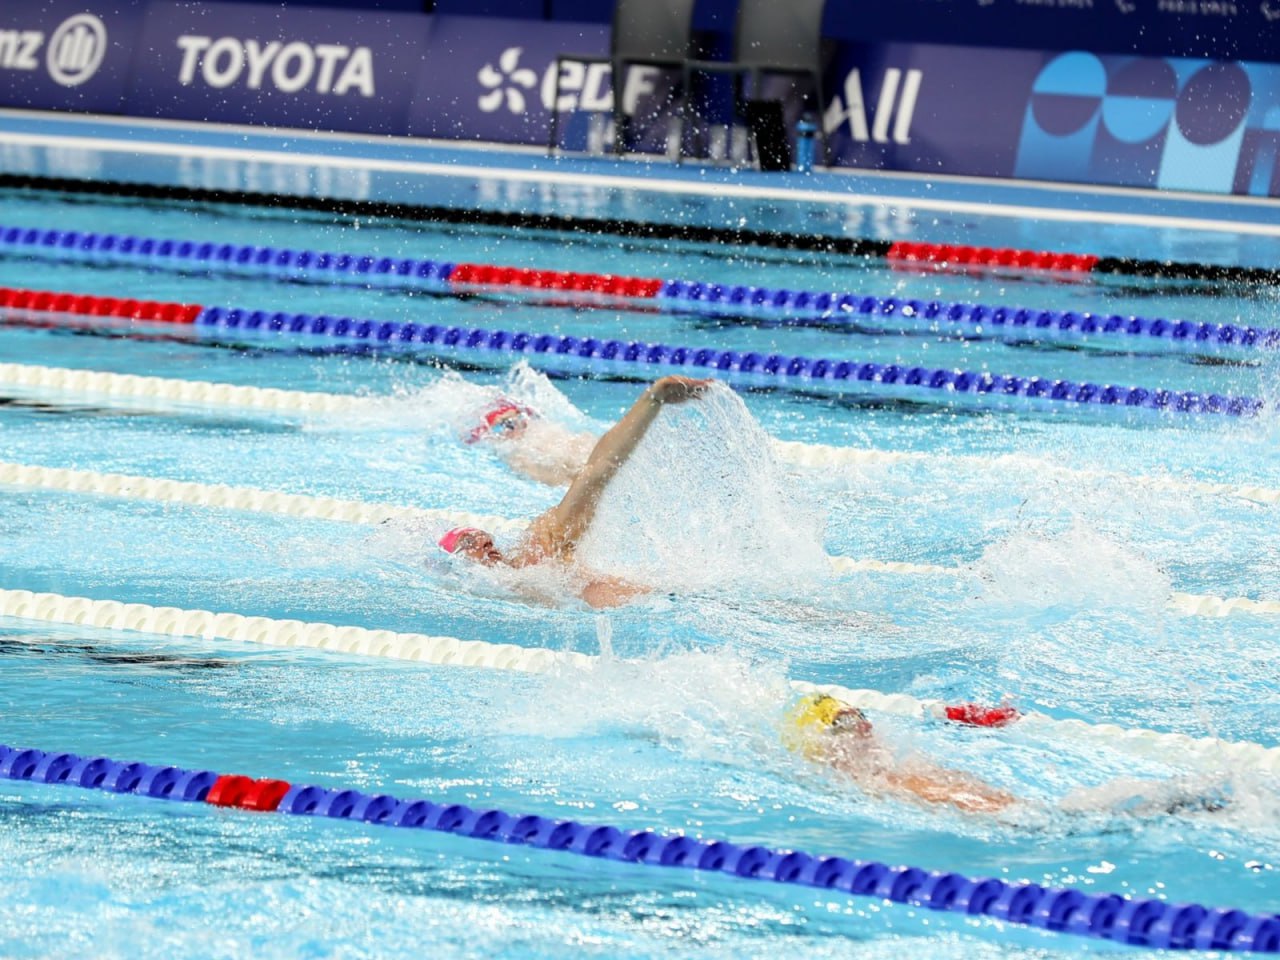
[1,153,1280,958]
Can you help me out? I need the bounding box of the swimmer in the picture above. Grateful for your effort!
[465,397,595,487]
[786,693,1017,815]
[440,375,711,608]
[788,694,1237,821]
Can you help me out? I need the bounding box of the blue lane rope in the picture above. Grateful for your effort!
[657,280,1280,353]
[0,225,458,288]
[2,225,1276,356]
[2,742,1278,952]
[192,305,1264,417]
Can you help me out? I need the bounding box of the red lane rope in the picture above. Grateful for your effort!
[450,263,663,298]
[206,774,292,811]
[886,242,1100,273]
[0,287,201,324]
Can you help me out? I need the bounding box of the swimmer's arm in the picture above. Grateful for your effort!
[580,574,649,609]
[880,768,1016,814]
[501,445,580,487]
[544,377,708,543]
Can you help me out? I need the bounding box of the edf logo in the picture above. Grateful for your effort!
[1016,52,1280,197]
[476,46,661,115]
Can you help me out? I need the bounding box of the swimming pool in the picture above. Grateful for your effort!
[2,114,1280,958]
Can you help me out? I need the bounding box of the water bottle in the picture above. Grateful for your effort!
[794,113,817,173]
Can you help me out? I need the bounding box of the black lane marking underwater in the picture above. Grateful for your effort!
[0,173,891,258]
[0,635,235,670]
[4,174,1278,288]
[0,395,157,418]
[0,392,304,433]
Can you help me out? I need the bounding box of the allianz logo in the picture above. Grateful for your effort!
[176,36,375,96]
[0,13,107,87]
[479,48,920,145]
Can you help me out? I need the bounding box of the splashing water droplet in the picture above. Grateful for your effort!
[577,384,829,594]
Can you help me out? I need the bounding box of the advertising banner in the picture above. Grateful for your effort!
[816,0,1280,66]
[818,43,1280,198]
[0,1,143,114]
[127,2,433,134]
[3,2,1278,198]
[409,15,680,152]
[409,16,609,147]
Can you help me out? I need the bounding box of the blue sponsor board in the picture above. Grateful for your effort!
[0,1,1277,197]
[1013,52,1280,196]
[816,0,1280,65]
[0,1,143,113]
[408,16,685,152]
[126,2,432,133]
[409,16,608,145]
[816,43,1280,197]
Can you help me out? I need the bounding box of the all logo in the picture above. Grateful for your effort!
[475,48,919,146]
[0,12,107,87]
[823,68,923,144]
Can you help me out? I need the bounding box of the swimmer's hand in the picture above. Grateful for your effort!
[649,375,712,405]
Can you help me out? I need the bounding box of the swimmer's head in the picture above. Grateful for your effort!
[438,527,502,566]
[784,694,872,755]
[466,400,535,444]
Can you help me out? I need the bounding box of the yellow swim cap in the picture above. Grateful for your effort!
[783,693,848,758]
[788,693,843,733]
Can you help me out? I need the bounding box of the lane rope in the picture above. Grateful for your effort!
[3,173,1277,289]
[6,740,1277,952]
[3,742,1277,952]
[1,224,1272,356]
[3,361,1279,506]
[0,586,1276,775]
[1,460,1274,619]
[0,285,1262,417]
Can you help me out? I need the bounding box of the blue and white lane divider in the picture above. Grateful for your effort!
[0,285,1262,418]
[3,741,1277,953]
[194,305,1263,418]
[2,225,1276,357]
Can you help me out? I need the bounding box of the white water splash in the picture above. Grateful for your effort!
[308,361,597,439]
[972,518,1172,615]
[499,644,794,765]
[576,384,829,594]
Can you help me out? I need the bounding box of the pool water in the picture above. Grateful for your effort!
[1,135,1280,958]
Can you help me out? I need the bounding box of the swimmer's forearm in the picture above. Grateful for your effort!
[572,386,664,492]
[885,770,1016,814]
[547,378,701,541]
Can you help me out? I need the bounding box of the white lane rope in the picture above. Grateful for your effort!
[1,460,1276,618]
[4,361,1279,506]
[1,586,1275,774]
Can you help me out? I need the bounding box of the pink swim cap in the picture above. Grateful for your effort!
[465,399,535,444]
[438,526,483,554]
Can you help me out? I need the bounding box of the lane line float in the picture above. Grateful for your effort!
[0,586,1276,775]
[3,741,1277,952]
[3,173,1277,288]
[1,460,1274,619]
[0,224,1272,356]
[0,286,1261,417]
[3,361,1278,506]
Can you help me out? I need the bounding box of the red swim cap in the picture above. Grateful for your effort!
[438,526,483,554]
[943,703,1021,728]
[465,399,535,444]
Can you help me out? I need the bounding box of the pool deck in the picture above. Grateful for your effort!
[3,108,1280,239]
